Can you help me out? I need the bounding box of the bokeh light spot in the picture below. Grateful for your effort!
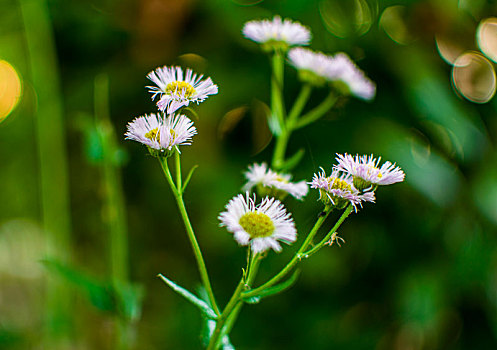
[476,17,497,64]
[177,53,208,72]
[379,6,413,45]
[319,0,373,38]
[0,60,22,123]
[435,34,465,65]
[452,52,496,104]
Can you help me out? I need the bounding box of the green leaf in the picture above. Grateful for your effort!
[158,274,217,319]
[181,165,199,193]
[42,259,144,321]
[280,149,305,172]
[242,270,301,302]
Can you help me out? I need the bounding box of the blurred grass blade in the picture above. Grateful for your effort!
[42,259,115,312]
[20,0,73,345]
[158,274,217,319]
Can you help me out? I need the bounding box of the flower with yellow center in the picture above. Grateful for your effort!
[147,66,218,114]
[310,168,375,211]
[218,193,297,253]
[334,153,405,190]
[243,163,308,200]
[242,16,311,52]
[325,53,376,101]
[125,113,197,155]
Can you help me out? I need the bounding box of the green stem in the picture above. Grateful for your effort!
[287,84,312,128]
[303,205,353,258]
[207,280,245,350]
[158,157,220,316]
[207,253,261,350]
[94,75,131,349]
[271,129,290,170]
[271,84,313,170]
[20,0,73,346]
[293,92,338,130]
[271,50,285,129]
[243,210,332,299]
[175,150,182,193]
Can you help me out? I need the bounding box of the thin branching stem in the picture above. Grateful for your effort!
[158,157,220,316]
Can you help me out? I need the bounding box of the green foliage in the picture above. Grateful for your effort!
[158,274,217,320]
[42,259,143,321]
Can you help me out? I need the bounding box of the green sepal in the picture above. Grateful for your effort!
[242,269,301,302]
[280,148,305,172]
[181,165,199,193]
[158,274,217,319]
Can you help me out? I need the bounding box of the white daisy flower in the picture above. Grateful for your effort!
[243,163,308,200]
[147,66,218,114]
[334,153,405,190]
[288,47,334,86]
[326,53,376,101]
[310,168,375,211]
[242,16,311,51]
[125,113,197,154]
[218,193,297,254]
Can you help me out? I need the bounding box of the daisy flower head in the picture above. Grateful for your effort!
[288,47,334,87]
[242,16,311,52]
[125,113,197,156]
[310,168,375,211]
[326,53,376,101]
[243,163,308,200]
[147,66,218,114]
[218,193,297,254]
[334,153,405,191]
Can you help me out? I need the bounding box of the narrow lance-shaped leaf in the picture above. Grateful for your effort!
[158,274,217,319]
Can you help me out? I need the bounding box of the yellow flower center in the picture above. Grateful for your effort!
[330,177,352,191]
[145,128,160,142]
[239,212,274,238]
[165,81,196,98]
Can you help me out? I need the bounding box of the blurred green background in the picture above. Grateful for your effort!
[2,0,497,349]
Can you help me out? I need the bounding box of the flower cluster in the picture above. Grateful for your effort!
[126,66,218,155]
[310,153,405,211]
